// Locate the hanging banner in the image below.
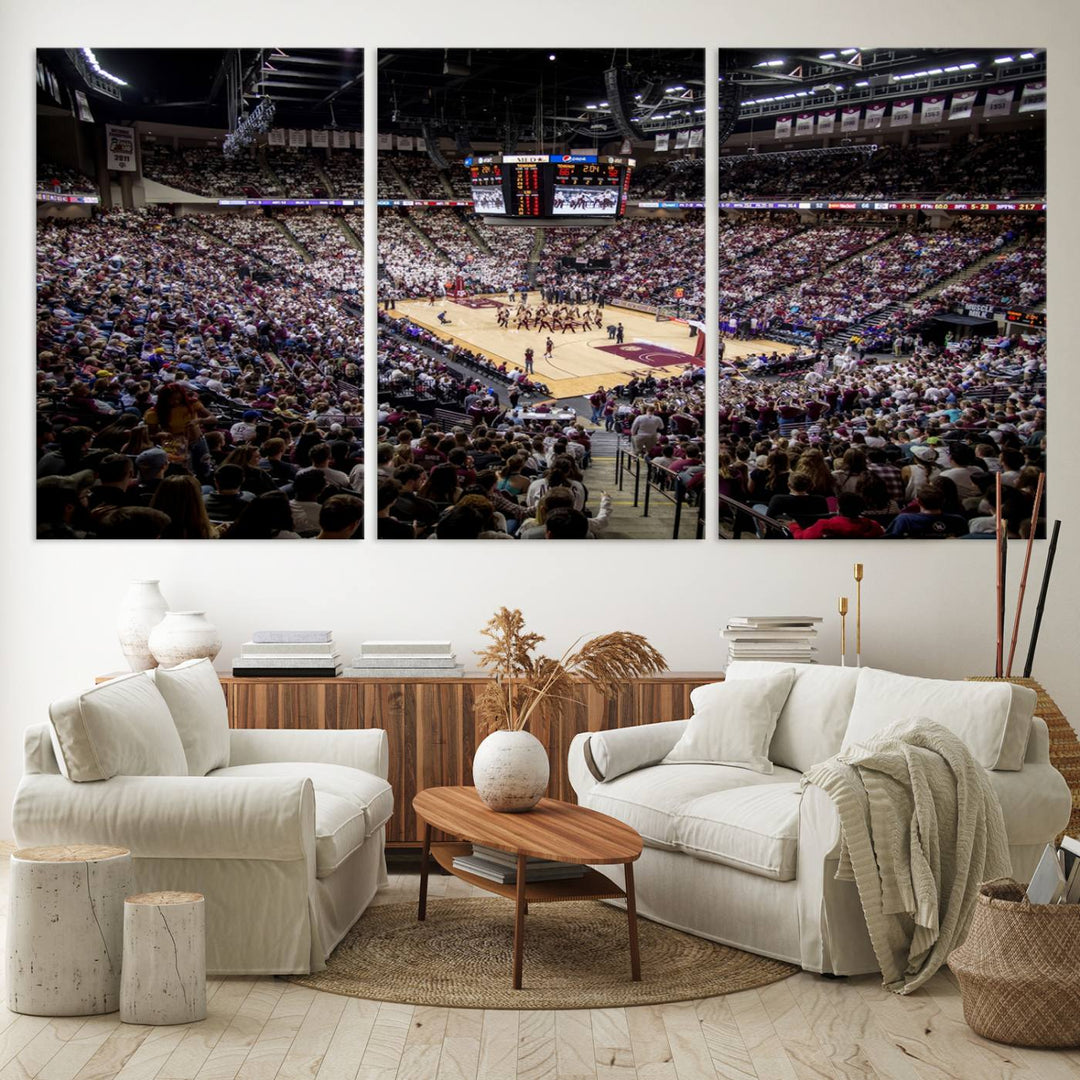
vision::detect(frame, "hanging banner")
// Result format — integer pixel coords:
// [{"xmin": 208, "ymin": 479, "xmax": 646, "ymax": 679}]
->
[
  {"xmin": 794, "ymin": 113, "xmax": 814, "ymax": 136},
  {"xmin": 984, "ymin": 86, "xmax": 1015, "ymax": 118},
  {"xmin": 1019, "ymin": 80, "xmax": 1047, "ymax": 114},
  {"xmin": 841, "ymin": 106, "xmax": 861, "ymax": 132},
  {"xmin": 817, "ymin": 110, "xmax": 836, "ymax": 134},
  {"xmin": 655, "ymin": 133, "xmax": 670, "ymax": 152},
  {"xmin": 920, "ymin": 96, "xmax": 945, "ymax": 124},
  {"xmin": 949, "ymin": 90, "xmax": 977, "ymax": 120},
  {"xmin": 288, "ymin": 129, "xmax": 307, "ymax": 147},
  {"xmin": 377, "ymin": 133, "xmax": 393, "ymax": 150},
  {"xmin": 620, "ymin": 138, "xmax": 632, "ymax": 154},
  {"xmin": 688, "ymin": 128, "xmax": 703, "ymax": 148},
  {"xmin": 310, "ymin": 130, "xmax": 329, "ymax": 148},
  {"xmin": 105, "ymin": 124, "xmax": 136, "ymax": 171},
  {"xmin": 355, "ymin": 131, "xmax": 365, "ymax": 149},
  {"xmin": 416, "ymin": 136, "xmax": 426, "ymax": 152},
  {"xmin": 268, "ymin": 128, "xmax": 286, "ymax": 146},
  {"xmin": 890, "ymin": 99, "xmax": 914, "ymax": 127},
  {"xmin": 774, "ymin": 115, "xmax": 792, "ymax": 139},
  {"xmin": 75, "ymin": 90, "xmax": 94, "ymax": 123},
  {"xmin": 332, "ymin": 130, "xmax": 351, "ymax": 149},
  {"xmin": 674, "ymin": 129, "xmax": 689, "ymax": 150},
  {"xmin": 864, "ymin": 103, "xmax": 886, "ymax": 130},
  {"xmin": 396, "ymin": 135, "xmax": 414, "ymax": 151}
]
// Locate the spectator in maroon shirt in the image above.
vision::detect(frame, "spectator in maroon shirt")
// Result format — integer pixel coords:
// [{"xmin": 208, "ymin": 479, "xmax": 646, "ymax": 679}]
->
[{"xmin": 790, "ymin": 493, "xmax": 885, "ymax": 539}]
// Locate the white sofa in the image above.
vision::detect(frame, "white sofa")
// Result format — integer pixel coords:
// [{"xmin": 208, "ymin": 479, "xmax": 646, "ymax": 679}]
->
[
  {"xmin": 12, "ymin": 660, "xmax": 392, "ymax": 976},
  {"xmin": 568, "ymin": 663, "xmax": 1072, "ymax": 976}
]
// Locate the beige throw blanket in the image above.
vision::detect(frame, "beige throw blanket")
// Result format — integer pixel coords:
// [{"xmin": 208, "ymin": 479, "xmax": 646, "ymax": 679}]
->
[{"xmin": 802, "ymin": 718, "xmax": 1011, "ymax": 994}]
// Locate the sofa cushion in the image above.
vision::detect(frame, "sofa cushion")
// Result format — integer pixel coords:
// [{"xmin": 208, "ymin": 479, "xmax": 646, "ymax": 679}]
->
[
  {"xmin": 677, "ymin": 783, "xmax": 802, "ymax": 881},
  {"xmin": 210, "ymin": 762, "xmax": 394, "ymax": 839},
  {"xmin": 843, "ymin": 668, "xmax": 1036, "ymax": 771},
  {"xmin": 663, "ymin": 670, "xmax": 794, "ymax": 774},
  {"xmin": 725, "ymin": 661, "xmax": 859, "ymax": 772},
  {"xmin": 582, "ymin": 762, "xmax": 802, "ymax": 852},
  {"xmin": 49, "ymin": 672, "xmax": 188, "ymax": 782},
  {"xmin": 149, "ymin": 659, "xmax": 230, "ymax": 776},
  {"xmin": 311, "ymin": 792, "xmax": 368, "ymax": 878}
]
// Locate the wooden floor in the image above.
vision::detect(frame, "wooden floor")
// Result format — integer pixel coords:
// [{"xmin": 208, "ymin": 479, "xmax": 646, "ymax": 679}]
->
[{"xmin": 0, "ymin": 855, "xmax": 1077, "ymax": 1080}]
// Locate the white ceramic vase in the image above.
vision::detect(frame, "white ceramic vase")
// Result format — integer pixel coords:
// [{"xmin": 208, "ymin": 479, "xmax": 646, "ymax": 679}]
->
[
  {"xmin": 472, "ymin": 729, "xmax": 550, "ymax": 812},
  {"xmin": 148, "ymin": 611, "xmax": 222, "ymax": 669},
  {"xmin": 116, "ymin": 580, "xmax": 169, "ymax": 672}
]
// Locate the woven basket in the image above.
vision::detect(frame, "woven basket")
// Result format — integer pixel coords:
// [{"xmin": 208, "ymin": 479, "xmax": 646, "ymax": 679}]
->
[{"xmin": 949, "ymin": 879, "xmax": 1080, "ymax": 1048}]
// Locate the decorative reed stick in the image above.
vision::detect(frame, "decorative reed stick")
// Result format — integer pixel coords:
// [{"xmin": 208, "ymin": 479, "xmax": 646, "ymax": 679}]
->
[
  {"xmin": 1024, "ymin": 519, "xmax": 1060, "ymax": 678},
  {"xmin": 853, "ymin": 563, "xmax": 864, "ymax": 668},
  {"xmin": 1006, "ymin": 471, "xmax": 1045, "ymax": 677},
  {"xmin": 838, "ymin": 596, "xmax": 849, "ymax": 667},
  {"xmin": 995, "ymin": 473, "xmax": 1004, "ymax": 677}
]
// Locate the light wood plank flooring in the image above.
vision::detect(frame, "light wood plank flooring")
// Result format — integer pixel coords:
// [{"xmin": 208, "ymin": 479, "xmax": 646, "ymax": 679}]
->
[{"xmin": 0, "ymin": 857, "xmax": 1076, "ymax": 1080}]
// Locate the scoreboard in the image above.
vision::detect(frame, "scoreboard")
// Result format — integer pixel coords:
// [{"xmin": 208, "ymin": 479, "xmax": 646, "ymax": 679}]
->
[{"xmin": 464, "ymin": 154, "xmax": 634, "ymax": 220}]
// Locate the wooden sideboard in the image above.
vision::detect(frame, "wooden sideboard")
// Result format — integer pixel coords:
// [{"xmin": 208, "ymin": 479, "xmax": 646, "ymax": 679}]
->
[{"xmin": 220, "ymin": 672, "xmax": 722, "ymax": 848}]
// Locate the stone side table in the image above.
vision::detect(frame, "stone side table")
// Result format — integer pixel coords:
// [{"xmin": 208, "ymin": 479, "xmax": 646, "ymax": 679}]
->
[
  {"xmin": 120, "ymin": 891, "xmax": 207, "ymax": 1025},
  {"xmin": 7, "ymin": 844, "xmax": 132, "ymax": 1015}
]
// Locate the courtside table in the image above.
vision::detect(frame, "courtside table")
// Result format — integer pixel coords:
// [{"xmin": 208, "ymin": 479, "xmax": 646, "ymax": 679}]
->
[{"xmin": 413, "ymin": 785, "xmax": 643, "ymax": 990}]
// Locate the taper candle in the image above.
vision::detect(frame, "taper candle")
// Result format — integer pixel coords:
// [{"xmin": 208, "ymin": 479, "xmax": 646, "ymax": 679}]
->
[
  {"xmin": 838, "ymin": 596, "xmax": 849, "ymax": 667},
  {"xmin": 853, "ymin": 563, "xmax": 864, "ymax": 668}
]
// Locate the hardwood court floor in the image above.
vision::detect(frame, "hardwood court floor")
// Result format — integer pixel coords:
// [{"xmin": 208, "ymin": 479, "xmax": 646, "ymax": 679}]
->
[{"xmin": 0, "ymin": 848, "xmax": 1077, "ymax": 1080}]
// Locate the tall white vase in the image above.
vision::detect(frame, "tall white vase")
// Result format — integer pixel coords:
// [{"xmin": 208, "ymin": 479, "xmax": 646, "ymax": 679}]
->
[
  {"xmin": 116, "ymin": 580, "xmax": 169, "ymax": 671},
  {"xmin": 148, "ymin": 611, "xmax": 222, "ymax": 669},
  {"xmin": 472, "ymin": 729, "xmax": 550, "ymax": 812}
]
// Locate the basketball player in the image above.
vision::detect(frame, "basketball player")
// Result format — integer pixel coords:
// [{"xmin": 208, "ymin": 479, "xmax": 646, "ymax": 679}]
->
[{"xmin": 544, "ymin": 337, "xmax": 554, "ymax": 361}]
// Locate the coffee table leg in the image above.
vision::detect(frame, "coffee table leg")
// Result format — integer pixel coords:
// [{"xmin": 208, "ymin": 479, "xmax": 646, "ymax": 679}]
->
[
  {"xmin": 512, "ymin": 852, "xmax": 527, "ymax": 989},
  {"xmin": 417, "ymin": 823, "xmax": 432, "ymax": 922},
  {"xmin": 625, "ymin": 861, "xmax": 641, "ymax": 981}
]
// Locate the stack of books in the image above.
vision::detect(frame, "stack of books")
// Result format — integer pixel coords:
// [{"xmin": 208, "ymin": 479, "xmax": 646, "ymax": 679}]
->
[
  {"xmin": 1027, "ymin": 836, "xmax": 1080, "ymax": 904},
  {"xmin": 232, "ymin": 631, "xmax": 341, "ymax": 677},
  {"xmin": 452, "ymin": 844, "xmax": 587, "ymax": 885},
  {"xmin": 723, "ymin": 616, "xmax": 822, "ymax": 665},
  {"xmin": 344, "ymin": 641, "xmax": 464, "ymax": 679}
]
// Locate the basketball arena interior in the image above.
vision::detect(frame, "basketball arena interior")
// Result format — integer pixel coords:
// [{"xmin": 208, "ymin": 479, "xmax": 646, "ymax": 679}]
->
[{"xmin": 36, "ymin": 47, "xmax": 1045, "ymax": 541}]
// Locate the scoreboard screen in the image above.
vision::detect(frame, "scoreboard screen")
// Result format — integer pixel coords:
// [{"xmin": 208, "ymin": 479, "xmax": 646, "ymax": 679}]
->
[{"xmin": 464, "ymin": 154, "xmax": 634, "ymax": 220}]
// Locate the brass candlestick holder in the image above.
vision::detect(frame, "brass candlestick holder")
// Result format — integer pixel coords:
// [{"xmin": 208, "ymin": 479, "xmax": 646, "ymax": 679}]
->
[
  {"xmin": 854, "ymin": 563, "xmax": 864, "ymax": 668},
  {"xmin": 838, "ymin": 596, "xmax": 849, "ymax": 667}
]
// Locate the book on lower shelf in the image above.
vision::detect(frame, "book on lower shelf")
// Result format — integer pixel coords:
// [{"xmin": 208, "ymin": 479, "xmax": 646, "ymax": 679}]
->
[
  {"xmin": 451, "ymin": 844, "xmax": 588, "ymax": 884},
  {"xmin": 231, "ymin": 662, "xmax": 343, "ymax": 678}
]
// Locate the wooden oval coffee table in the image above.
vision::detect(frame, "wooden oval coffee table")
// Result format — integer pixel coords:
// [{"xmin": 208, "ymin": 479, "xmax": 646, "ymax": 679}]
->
[{"xmin": 413, "ymin": 786, "xmax": 644, "ymax": 990}]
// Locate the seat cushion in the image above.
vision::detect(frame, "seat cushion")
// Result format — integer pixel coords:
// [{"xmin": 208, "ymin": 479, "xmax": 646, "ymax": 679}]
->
[
  {"xmin": 311, "ymin": 792, "xmax": 369, "ymax": 878},
  {"xmin": 150, "ymin": 658, "xmax": 231, "ymax": 776},
  {"xmin": 678, "ymin": 783, "xmax": 802, "ymax": 881},
  {"xmin": 582, "ymin": 762, "xmax": 802, "ymax": 852},
  {"xmin": 49, "ymin": 671, "xmax": 187, "ymax": 782},
  {"xmin": 725, "ymin": 661, "xmax": 859, "ymax": 772},
  {"xmin": 211, "ymin": 762, "xmax": 394, "ymax": 841}
]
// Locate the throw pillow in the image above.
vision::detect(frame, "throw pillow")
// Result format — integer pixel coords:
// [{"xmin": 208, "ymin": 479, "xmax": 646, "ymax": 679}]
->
[
  {"xmin": 150, "ymin": 658, "xmax": 231, "ymax": 775},
  {"xmin": 663, "ymin": 670, "xmax": 795, "ymax": 774},
  {"xmin": 49, "ymin": 671, "xmax": 188, "ymax": 781}
]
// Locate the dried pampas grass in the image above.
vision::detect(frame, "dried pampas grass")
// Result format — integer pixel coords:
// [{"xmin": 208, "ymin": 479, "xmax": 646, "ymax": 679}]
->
[{"xmin": 475, "ymin": 607, "xmax": 666, "ymax": 734}]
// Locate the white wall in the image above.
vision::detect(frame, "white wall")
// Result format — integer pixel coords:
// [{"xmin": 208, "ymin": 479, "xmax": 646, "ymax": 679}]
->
[{"xmin": 4, "ymin": 1, "xmax": 1078, "ymax": 837}]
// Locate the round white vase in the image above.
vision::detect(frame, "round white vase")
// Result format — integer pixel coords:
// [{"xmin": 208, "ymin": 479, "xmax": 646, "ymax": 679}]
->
[
  {"xmin": 148, "ymin": 611, "xmax": 222, "ymax": 669},
  {"xmin": 472, "ymin": 729, "xmax": 550, "ymax": 812},
  {"xmin": 116, "ymin": 580, "xmax": 169, "ymax": 672}
]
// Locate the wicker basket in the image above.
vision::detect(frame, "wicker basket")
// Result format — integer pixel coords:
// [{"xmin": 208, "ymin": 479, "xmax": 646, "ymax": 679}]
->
[{"xmin": 949, "ymin": 879, "xmax": 1080, "ymax": 1048}]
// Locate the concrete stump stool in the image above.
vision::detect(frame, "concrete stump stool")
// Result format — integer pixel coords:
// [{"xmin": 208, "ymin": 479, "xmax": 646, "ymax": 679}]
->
[
  {"xmin": 7, "ymin": 844, "xmax": 132, "ymax": 1015},
  {"xmin": 120, "ymin": 891, "xmax": 207, "ymax": 1025}
]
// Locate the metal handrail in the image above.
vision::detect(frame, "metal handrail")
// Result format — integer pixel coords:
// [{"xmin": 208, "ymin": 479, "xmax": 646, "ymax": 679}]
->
[{"xmin": 715, "ymin": 492, "xmax": 793, "ymax": 539}]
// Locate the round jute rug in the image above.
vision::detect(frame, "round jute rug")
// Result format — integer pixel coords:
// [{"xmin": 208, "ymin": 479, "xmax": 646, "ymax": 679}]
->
[{"xmin": 287, "ymin": 898, "xmax": 797, "ymax": 1009}]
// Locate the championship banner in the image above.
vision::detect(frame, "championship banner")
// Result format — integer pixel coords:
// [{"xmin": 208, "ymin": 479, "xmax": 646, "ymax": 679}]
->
[
  {"xmin": 416, "ymin": 136, "xmax": 426, "ymax": 152},
  {"xmin": 332, "ymin": 130, "xmax": 351, "ymax": 149},
  {"xmin": 890, "ymin": 99, "xmax": 914, "ymax": 127},
  {"xmin": 920, "ymin": 96, "xmax": 945, "ymax": 124},
  {"xmin": 774, "ymin": 115, "xmax": 792, "ymax": 139},
  {"xmin": 396, "ymin": 135, "xmax": 414, "ymax": 151},
  {"xmin": 377, "ymin": 133, "xmax": 393, "ymax": 150},
  {"xmin": 688, "ymin": 128, "xmax": 703, "ymax": 148},
  {"xmin": 75, "ymin": 90, "xmax": 94, "ymax": 123},
  {"xmin": 795, "ymin": 113, "xmax": 814, "ymax": 136},
  {"xmin": 655, "ymin": 133, "xmax": 670, "ymax": 152},
  {"xmin": 841, "ymin": 106, "xmax": 860, "ymax": 132},
  {"xmin": 1019, "ymin": 80, "xmax": 1047, "ymax": 114},
  {"xmin": 310, "ymin": 130, "xmax": 329, "ymax": 148},
  {"xmin": 268, "ymin": 129, "xmax": 286, "ymax": 146},
  {"xmin": 105, "ymin": 124, "xmax": 136, "ymax": 171},
  {"xmin": 288, "ymin": 129, "xmax": 307, "ymax": 147},
  {"xmin": 355, "ymin": 132, "xmax": 366, "ymax": 149},
  {"xmin": 949, "ymin": 90, "xmax": 977, "ymax": 120},
  {"xmin": 984, "ymin": 87, "xmax": 1015, "ymax": 118},
  {"xmin": 620, "ymin": 138, "xmax": 632, "ymax": 154},
  {"xmin": 817, "ymin": 110, "xmax": 836, "ymax": 134},
  {"xmin": 864, "ymin": 103, "xmax": 885, "ymax": 130},
  {"xmin": 673, "ymin": 130, "xmax": 689, "ymax": 149}
]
